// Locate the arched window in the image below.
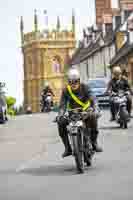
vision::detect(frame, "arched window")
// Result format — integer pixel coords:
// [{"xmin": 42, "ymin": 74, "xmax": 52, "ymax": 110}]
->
[{"xmin": 52, "ymin": 55, "xmax": 62, "ymax": 73}]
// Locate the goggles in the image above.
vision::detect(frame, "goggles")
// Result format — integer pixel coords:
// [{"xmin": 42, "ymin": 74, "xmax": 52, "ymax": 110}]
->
[{"xmin": 68, "ymin": 79, "xmax": 80, "ymax": 85}]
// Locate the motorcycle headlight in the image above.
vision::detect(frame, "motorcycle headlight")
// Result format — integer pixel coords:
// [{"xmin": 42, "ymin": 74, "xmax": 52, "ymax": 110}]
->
[
  {"xmin": 75, "ymin": 120, "xmax": 83, "ymax": 127},
  {"xmin": 114, "ymin": 97, "xmax": 119, "ymax": 102}
]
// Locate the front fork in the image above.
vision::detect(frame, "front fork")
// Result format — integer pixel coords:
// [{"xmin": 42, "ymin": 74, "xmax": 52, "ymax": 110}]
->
[{"xmin": 69, "ymin": 128, "xmax": 84, "ymax": 155}]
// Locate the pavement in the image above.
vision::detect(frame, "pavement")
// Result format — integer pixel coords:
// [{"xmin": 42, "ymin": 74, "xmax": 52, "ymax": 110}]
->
[{"xmin": 0, "ymin": 110, "xmax": 133, "ymax": 200}]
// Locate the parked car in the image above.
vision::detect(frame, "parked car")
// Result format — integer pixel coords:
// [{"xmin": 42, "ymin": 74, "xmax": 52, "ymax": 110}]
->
[
  {"xmin": 0, "ymin": 95, "xmax": 8, "ymax": 123},
  {"xmin": 88, "ymin": 78, "xmax": 110, "ymax": 106}
]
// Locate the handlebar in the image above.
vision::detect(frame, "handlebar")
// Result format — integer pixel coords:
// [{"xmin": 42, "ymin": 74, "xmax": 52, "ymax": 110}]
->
[
  {"xmin": 67, "ymin": 108, "xmax": 83, "ymax": 113},
  {"xmin": 111, "ymin": 90, "xmax": 129, "ymax": 96}
]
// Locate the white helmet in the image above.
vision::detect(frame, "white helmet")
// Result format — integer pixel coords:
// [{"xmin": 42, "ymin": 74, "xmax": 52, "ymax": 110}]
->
[
  {"xmin": 44, "ymin": 81, "xmax": 49, "ymax": 87},
  {"xmin": 113, "ymin": 66, "xmax": 122, "ymax": 75},
  {"xmin": 67, "ymin": 67, "xmax": 80, "ymax": 81}
]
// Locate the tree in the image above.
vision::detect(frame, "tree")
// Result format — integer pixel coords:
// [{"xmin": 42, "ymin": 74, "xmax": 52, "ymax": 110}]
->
[
  {"xmin": 6, "ymin": 96, "xmax": 16, "ymax": 108},
  {"xmin": 6, "ymin": 96, "xmax": 16, "ymax": 116}
]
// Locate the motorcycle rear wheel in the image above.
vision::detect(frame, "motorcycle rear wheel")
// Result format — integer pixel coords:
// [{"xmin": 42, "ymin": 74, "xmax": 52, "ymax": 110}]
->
[{"xmin": 119, "ymin": 107, "xmax": 128, "ymax": 129}]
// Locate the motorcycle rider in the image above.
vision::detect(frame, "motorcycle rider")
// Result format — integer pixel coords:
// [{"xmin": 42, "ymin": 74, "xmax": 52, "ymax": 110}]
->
[
  {"xmin": 41, "ymin": 82, "xmax": 54, "ymax": 111},
  {"xmin": 57, "ymin": 67, "xmax": 103, "ymax": 158},
  {"xmin": 105, "ymin": 66, "xmax": 132, "ymax": 121}
]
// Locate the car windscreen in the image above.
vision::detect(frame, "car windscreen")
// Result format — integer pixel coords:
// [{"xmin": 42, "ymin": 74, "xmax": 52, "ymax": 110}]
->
[{"xmin": 88, "ymin": 80, "xmax": 106, "ymax": 88}]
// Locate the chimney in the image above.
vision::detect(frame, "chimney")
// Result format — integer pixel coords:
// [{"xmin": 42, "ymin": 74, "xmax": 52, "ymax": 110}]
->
[
  {"xmin": 83, "ymin": 27, "xmax": 93, "ymax": 47},
  {"xmin": 121, "ymin": 10, "xmax": 132, "ymax": 24},
  {"xmin": 127, "ymin": 16, "xmax": 133, "ymax": 44},
  {"xmin": 83, "ymin": 29, "xmax": 88, "ymax": 47},
  {"xmin": 102, "ymin": 23, "xmax": 113, "ymax": 37},
  {"xmin": 92, "ymin": 25, "xmax": 100, "ymax": 41},
  {"xmin": 112, "ymin": 15, "xmax": 121, "ymax": 30},
  {"xmin": 102, "ymin": 13, "xmax": 113, "ymax": 37}
]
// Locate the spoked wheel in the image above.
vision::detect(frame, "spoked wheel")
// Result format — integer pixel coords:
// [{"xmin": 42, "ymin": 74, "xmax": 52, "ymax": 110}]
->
[
  {"xmin": 72, "ymin": 134, "xmax": 84, "ymax": 174},
  {"xmin": 84, "ymin": 137, "xmax": 93, "ymax": 167},
  {"xmin": 120, "ymin": 121, "xmax": 128, "ymax": 129},
  {"xmin": 119, "ymin": 107, "xmax": 129, "ymax": 129},
  {"xmin": 124, "ymin": 121, "xmax": 128, "ymax": 129}
]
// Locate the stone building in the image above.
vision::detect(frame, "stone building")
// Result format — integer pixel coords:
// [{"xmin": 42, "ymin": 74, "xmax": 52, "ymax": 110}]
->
[
  {"xmin": 70, "ymin": 24, "xmax": 115, "ymax": 82},
  {"xmin": 120, "ymin": 0, "xmax": 133, "ymax": 10},
  {"xmin": 70, "ymin": 1, "xmax": 133, "ymax": 83},
  {"xmin": 95, "ymin": 0, "xmax": 112, "ymax": 27},
  {"xmin": 110, "ymin": 12, "xmax": 133, "ymax": 84},
  {"xmin": 95, "ymin": 0, "xmax": 133, "ymax": 28},
  {"xmin": 20, "ymin": 10, "xmax": 76, "ymax": 113}
]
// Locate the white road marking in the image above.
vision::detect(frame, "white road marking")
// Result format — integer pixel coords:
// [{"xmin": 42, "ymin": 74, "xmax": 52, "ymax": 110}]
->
[{"xmin": 16, "ymin": 146, "xmax": 48, "ymax": 173}]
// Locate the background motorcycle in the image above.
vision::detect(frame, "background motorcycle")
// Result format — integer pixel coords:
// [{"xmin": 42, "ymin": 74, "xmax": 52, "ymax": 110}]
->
[
  {"xmin": 111, "ymin": 90, "xmax": 130, "ymax": 129},
  {"xmin": 41, "ymin": 93, "xmax": 53, "ymax": 112},
  {"xmin": 65, "ymin": 108, "xmax": 95, "ymax": 174}
]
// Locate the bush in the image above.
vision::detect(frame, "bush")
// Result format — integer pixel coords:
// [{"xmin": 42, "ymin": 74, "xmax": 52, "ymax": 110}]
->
[
  {"xmin": 7, "ymin": 108, "xmax": 15, "ymax": 116},
  {"xmin": 6, "ymin": 96, "xmax": 16, "ymax": 116}
]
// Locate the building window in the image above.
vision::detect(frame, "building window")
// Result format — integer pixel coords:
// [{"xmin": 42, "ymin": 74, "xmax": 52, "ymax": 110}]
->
[{"xmin": 52, "ymin": 55, "xmax": 62, "ymax": 73}]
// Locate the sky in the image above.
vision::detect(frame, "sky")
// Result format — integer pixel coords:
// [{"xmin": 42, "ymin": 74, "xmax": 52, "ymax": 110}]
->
[{"xmin": 0, "ymin": 0, "xmax": 95, "ymax": 106}]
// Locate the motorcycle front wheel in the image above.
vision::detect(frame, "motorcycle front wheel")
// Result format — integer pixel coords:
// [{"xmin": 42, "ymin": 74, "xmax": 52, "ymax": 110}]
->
[
  {"xmin": 84, "ymin": 136, "xmax": 93, "ymax": 167},
  {"xmin": 72, "ymin": 133, "xmax": 84, "ymax": 174}
]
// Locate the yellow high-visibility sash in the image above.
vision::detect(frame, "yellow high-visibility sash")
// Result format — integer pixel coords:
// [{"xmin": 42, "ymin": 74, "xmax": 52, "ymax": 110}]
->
[{"xmin": 67, "ymin": 85, "xmax": 91, "ymax": 111}]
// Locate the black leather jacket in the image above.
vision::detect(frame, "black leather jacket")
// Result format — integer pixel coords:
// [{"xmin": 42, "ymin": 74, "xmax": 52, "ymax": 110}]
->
[
  {"xmin": 107, "ymin": 77, "xmax": 132, "ymax": 94},
  {"xmin": 42, "ymin": 87, "xmax": 54, "ymax": 97}
]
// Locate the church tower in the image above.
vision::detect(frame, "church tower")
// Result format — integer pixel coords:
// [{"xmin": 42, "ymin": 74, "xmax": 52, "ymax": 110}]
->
[{"xmin": 20, "ymin": 10, "xmax": 76, "ymax": 112}]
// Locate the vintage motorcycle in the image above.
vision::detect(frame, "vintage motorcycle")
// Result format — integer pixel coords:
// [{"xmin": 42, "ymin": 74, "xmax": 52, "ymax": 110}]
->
[
  {"xmin": 111, "ymin": 90, "xmax": 130, "ymax": 129},
  {"xmin": 64, "ymin": 108, "xmax": 95, "ymax": 174},
  {"xmin": 40, "ymin": 92, "xmax": 53, "ymax": 112}
]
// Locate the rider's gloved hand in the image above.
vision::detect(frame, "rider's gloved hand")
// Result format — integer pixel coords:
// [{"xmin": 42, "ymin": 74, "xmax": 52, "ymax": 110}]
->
[
  {"xmin": 82, "ymin": 107, "xmax": 93, "ymax": 120},
  {"xmin": 56, "ymin": 109, "xmax": 67, "ymax": 125}
]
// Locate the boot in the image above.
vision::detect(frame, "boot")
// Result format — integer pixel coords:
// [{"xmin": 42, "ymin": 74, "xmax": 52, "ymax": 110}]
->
[
  {"xmin": 110, "ymin": 103, "xmax": 115, "ymax": 121},
  {"xmin": 60, "ymin": 134, "xmax": 72, "ymax": 158},
  {"xmin": 110, "ymin": 111, "xmax": 115, "ymax": 121},
  {"xmin": 110, "ymin": 116, "xmax": 115, "ymax": 121},
  {"xmin": 91, "ymin": 130, "xmax": 103, "ymax": 153},
  {"xmin": 84, "ymin": 155, "xmax": 92, "ymax": 167},
  {"xmin": 93, "ymin": 142, "xmax": 103, "ymax": 153}
]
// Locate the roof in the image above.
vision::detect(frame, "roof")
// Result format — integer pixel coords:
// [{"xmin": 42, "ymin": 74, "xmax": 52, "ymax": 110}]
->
[
  {"xmin": 70, "ymin": 42, "xmax": 94, "ymax": 65},
  {"xmin": 110, "ymin": 42, "xmax": 133, "ymax": 67},
  {"xmin": 70, "ymin": 29, "xmax": 116, "ymax": 65}
]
